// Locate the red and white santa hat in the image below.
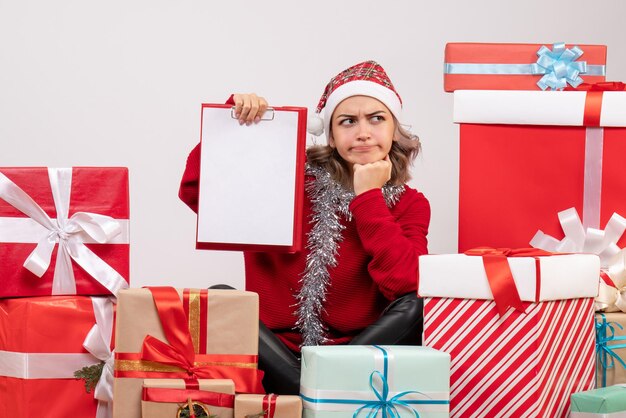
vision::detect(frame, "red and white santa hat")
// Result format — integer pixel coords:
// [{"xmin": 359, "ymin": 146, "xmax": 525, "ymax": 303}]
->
[{"xmin": 307, "ymin": 60, "xmax": 403, "ymax": 138}]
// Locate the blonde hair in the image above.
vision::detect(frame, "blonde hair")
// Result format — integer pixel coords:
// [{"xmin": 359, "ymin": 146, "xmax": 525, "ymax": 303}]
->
[{"xmin": 306, "ymin": 118, "xmax": 421, "ymax": 190}]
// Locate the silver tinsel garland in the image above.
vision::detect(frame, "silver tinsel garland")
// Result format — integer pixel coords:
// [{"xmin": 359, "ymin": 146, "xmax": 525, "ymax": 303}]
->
[{"xmin": 294, "ymin": 164, "xmax": 405, "ymax": 347}]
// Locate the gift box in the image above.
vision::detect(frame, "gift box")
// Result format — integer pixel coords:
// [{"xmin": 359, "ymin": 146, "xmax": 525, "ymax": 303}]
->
[
  {"xmin": 454, "ymin": 87, "xmax": 626, "ymax": 254},
  {"xmin": 141, "ymin": 379, "xmax": 235, "ymax": 418},
  {"xmin": 596, "ymin": 313, "xmax": 626, "ymax": 388},
  {"xmin": 113, "ymin": 287, "xmax": 264, "ymax": 418},
  {"xmin": 300, "ymin": 345, "xmax": 450, "ymax": 418},
  {"xmin": 235, "ymin": 394, "xmax": 302, "ymax": 418},
  {"xmin": 0, "ymin": 296, "xmax": 115, "ymax": 418},
  {"xmin": 571, "ymin": 385, "xmax": 626, "ymax": 417},
  {"xmin": 0, "ymin": 167, "xmax": 130, "ymax": 297},
  {"xmin": 443, "ymin": 42, "xmax": 606, "ymax": 92},
  {"xmin": 419, "ymin": 252, "xmax": 599, "ymax": 417}
]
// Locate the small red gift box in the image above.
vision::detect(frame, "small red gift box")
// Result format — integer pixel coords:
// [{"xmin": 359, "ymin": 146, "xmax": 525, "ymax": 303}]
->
[
  {"xmin": 0, "ymin": 167, "xmax": 130, "ymax": 297},
  {"xmin": 454, "ymin": 87, "xmax": 626, "ymax": 254},
  {"xmin": 0, "ymin": 296, "xmax": 114, "ymax": 418},
  {"xmin": 444, "ymin": 42, "xmax": 607, "ymax": 92}
]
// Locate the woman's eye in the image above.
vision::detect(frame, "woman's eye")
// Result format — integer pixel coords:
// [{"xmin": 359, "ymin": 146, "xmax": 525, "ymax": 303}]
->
[
  {"xmin": 339, "ymin": 118, "xmax": 355, "ymax": 125},
  {"xmin": 371, "ymin": 115, "xmax": 385, "ymax": 122}
]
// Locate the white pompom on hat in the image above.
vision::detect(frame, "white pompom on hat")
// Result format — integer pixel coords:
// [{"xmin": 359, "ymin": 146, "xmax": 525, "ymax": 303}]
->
[{"xmin": 307, "ymin": 60, "xmax": 403, "ymax": 138}]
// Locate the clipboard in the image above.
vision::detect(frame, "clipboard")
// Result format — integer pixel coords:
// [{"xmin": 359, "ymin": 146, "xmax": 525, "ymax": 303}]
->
[{"xmin": 196, "ymin": 103, "xmax": 307, "ymax": 252}]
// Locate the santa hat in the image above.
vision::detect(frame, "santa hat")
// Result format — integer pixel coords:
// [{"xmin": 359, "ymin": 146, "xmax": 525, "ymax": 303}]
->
[{"xmin": 307, "ymin": 60, "xmax": 403, "ymax": 138}]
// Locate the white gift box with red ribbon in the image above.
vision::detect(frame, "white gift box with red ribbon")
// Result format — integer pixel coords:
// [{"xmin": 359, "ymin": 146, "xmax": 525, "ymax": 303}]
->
[{"xmin": 419, "ymin": 252, "xmax": 600, "ymax": 302}]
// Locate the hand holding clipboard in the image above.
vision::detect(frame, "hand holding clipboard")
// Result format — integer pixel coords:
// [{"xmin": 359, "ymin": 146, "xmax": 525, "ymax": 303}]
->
[
  {"xmin": 196, "ymin": 94, "xmax": 307, "ymax": 253},
  {"xmin": 231, "ymin": 93, "xmax": 270, "ymax": 125}
]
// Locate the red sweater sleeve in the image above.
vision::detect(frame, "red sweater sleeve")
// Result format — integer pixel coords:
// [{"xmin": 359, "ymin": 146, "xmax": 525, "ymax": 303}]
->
[
  {"xmin": 349, "ymin": 187, "xmax": 430, "ymax": 300},
  {"xmin": 178, "ymin": 95, "xmax": 237, "ymax": 213},
  {"xmin": 179, "ymin": 143, "xmax": 201, "ymax": 213}
]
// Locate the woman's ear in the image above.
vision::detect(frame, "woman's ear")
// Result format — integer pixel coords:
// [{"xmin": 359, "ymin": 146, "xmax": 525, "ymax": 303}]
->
[{"xmin": 328, "ymin": 134, "xmax": 335, "ymax": 148}]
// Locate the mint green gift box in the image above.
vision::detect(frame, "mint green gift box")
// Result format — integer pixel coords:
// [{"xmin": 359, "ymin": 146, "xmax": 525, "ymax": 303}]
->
[
  {"xmin": 570, "ymin": 385, "xmax": 626, "ymax": 417},
  {"xmin": 300, "ymin": 345, "xmax": 450, "ymax": 418}
]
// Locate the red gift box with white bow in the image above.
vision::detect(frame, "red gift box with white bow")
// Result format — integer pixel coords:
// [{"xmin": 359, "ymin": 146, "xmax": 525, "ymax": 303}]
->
[{"xmin": 0, "ymin": 167, "xmax": 129, "ymax": 297}]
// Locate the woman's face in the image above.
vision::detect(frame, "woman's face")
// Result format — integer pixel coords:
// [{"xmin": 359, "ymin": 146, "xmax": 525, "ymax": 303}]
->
[{"xmin": 329, "ymin": 95, "xmax": 395, "ymax": 170}]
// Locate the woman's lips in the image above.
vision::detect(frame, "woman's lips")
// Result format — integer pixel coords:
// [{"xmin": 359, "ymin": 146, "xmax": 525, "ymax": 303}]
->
[{"xmin": 351, "ymin": 145, "xmax": 375, "ymax": 152}]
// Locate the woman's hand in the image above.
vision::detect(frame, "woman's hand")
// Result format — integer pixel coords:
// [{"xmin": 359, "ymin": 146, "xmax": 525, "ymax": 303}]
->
[
  {"xmin": 232, "ymin": 93, "xmax": 269, "ymax": 125},
  {"xmin": 353, "ymin": 155, "xmax": 392, "ymax": 196}
]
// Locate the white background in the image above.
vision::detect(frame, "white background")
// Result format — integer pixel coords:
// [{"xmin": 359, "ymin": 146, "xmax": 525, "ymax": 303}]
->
[{"xmin": 1, "ymin": 0, "xmax": 625, "ymax": 290}]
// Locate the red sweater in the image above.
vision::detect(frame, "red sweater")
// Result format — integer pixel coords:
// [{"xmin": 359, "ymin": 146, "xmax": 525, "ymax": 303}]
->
[{"xmin": 179, "ymin": 144, "xmax": 430, "ymax": 352}]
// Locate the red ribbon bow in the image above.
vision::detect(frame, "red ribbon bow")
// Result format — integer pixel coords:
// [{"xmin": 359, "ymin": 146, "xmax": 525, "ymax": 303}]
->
[
  {"xmin": 138, "ymin": 287, "xmax": 264, "ymax": 393},
  {"xmin": 464, "ymin": 247, "xmax": 553, "ymax": 317},
  {"xmin": 141, "ymin": 287, "xmax": 203, "ymax": 377}
]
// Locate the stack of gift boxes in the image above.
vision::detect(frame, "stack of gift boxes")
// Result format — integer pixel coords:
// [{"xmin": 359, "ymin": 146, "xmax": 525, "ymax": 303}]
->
[
  {"xmin": 0, "ymin": 167, "xmax": 452, "ymax": 417},
  {"xmin": 113, "ymin": 286, "xmax": 308, "ymax": 418},
  {"xmin": 417, "ymin": 41, "xmax": 626, "ymax": 417},
  {"xmin": 0, "ymin": 167, "xmax": 130, "ymax": 417},
  {"xmin": 0, "ymin": 168, "xmax": 308, "ymax": 418}
]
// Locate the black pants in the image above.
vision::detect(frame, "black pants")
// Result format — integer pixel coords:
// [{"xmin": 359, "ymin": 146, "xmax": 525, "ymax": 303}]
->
[
  {"xmin": 208, "ymin": 285, "xmax": 423, "ymax": 395},
  {"xmin": 258, "ymin": 293, "xmax": 423, "ymax": 395}
]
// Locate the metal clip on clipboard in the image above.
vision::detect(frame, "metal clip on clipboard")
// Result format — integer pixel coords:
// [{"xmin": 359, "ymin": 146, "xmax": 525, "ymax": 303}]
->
[{"xmin": 230, "ymin": 107, "xmax": 275, "ymax": 121}]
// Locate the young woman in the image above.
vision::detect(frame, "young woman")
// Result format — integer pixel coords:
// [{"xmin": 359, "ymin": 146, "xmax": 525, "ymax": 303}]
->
[{"xmin": 179, "ymin": 61, "xmax": 430, "ymax": 394}]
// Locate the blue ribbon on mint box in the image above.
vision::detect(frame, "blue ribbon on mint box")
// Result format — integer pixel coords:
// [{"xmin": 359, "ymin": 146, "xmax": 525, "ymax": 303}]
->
[
  {"xmin": 443, "ymin": 42, "xmax": 606, "ymax": 91},
  {"xmin": 300, "ymin": 345, "xmax": 449, "ymax": 417},
  {"xmin": 596, "ymin": 313, "xmax": 626, "ymax": 388}
]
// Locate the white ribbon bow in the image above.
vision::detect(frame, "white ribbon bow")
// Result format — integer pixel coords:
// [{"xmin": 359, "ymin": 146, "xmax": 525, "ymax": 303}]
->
[
  {"xmin": 530, "ymin": 207, "xmax": 626, "ymax": 268},
  {"xmin": 0, "ymin": 168, "xmax": 128, "ymax": 296},
  {"xmin": 83, "ymin": 297, "xmax": 115, "ymax": 418},
  {"xmin": 596, "ymin": 249, "xmax": 626, "ymax": 312},
  {"xmin": 530, "ymin": 207, "xmax": 626, "ymax": 311}
]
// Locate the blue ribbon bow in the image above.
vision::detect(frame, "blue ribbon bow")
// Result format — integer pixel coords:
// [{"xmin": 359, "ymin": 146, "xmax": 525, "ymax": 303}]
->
[
  {"xmin": 532, "ymin": 42, "xmax": 587, "ymax": 90},
  {"xmin": 353, "ymin": 370, "xmax": 420, "ymax": 417},
  {"xmin": 352, "ymin": 346, "xmax": 422, "ymax": 418},
  {"xmin": 596, "ymin": 313, "xmax": 626, "ymax": 387}
]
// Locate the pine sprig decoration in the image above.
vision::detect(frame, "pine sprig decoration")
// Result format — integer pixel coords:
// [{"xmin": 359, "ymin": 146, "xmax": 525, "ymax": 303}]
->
[
  {"xmin": 74, "ymin": 361, "xmax": 105, "ymax": 393},
  {"xmin": 245, "ymin": 411, "xmax": 268, "ymax": 418}
]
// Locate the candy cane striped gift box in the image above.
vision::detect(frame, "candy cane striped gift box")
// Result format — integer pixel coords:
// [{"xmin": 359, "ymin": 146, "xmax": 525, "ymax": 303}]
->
[{"xmin": 419, "ymin": 252, "xmax": 600, "ymax": 418}]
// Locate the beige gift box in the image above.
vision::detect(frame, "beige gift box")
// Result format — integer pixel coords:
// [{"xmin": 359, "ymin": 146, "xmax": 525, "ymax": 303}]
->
[
  {"xmin": 113, "ymin": 288, "xmax": 262, "ymax": 418},
  {"xmin": 234, "ymin": 394, "xmax": 302, "ymax": 418},
  {"xmin": 596, "ymin": 312, "xmax": 626, "ymax": 387},
  {"xmin": 142, "ymin": 379, "xmax": 235, "ymax": 418}
]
